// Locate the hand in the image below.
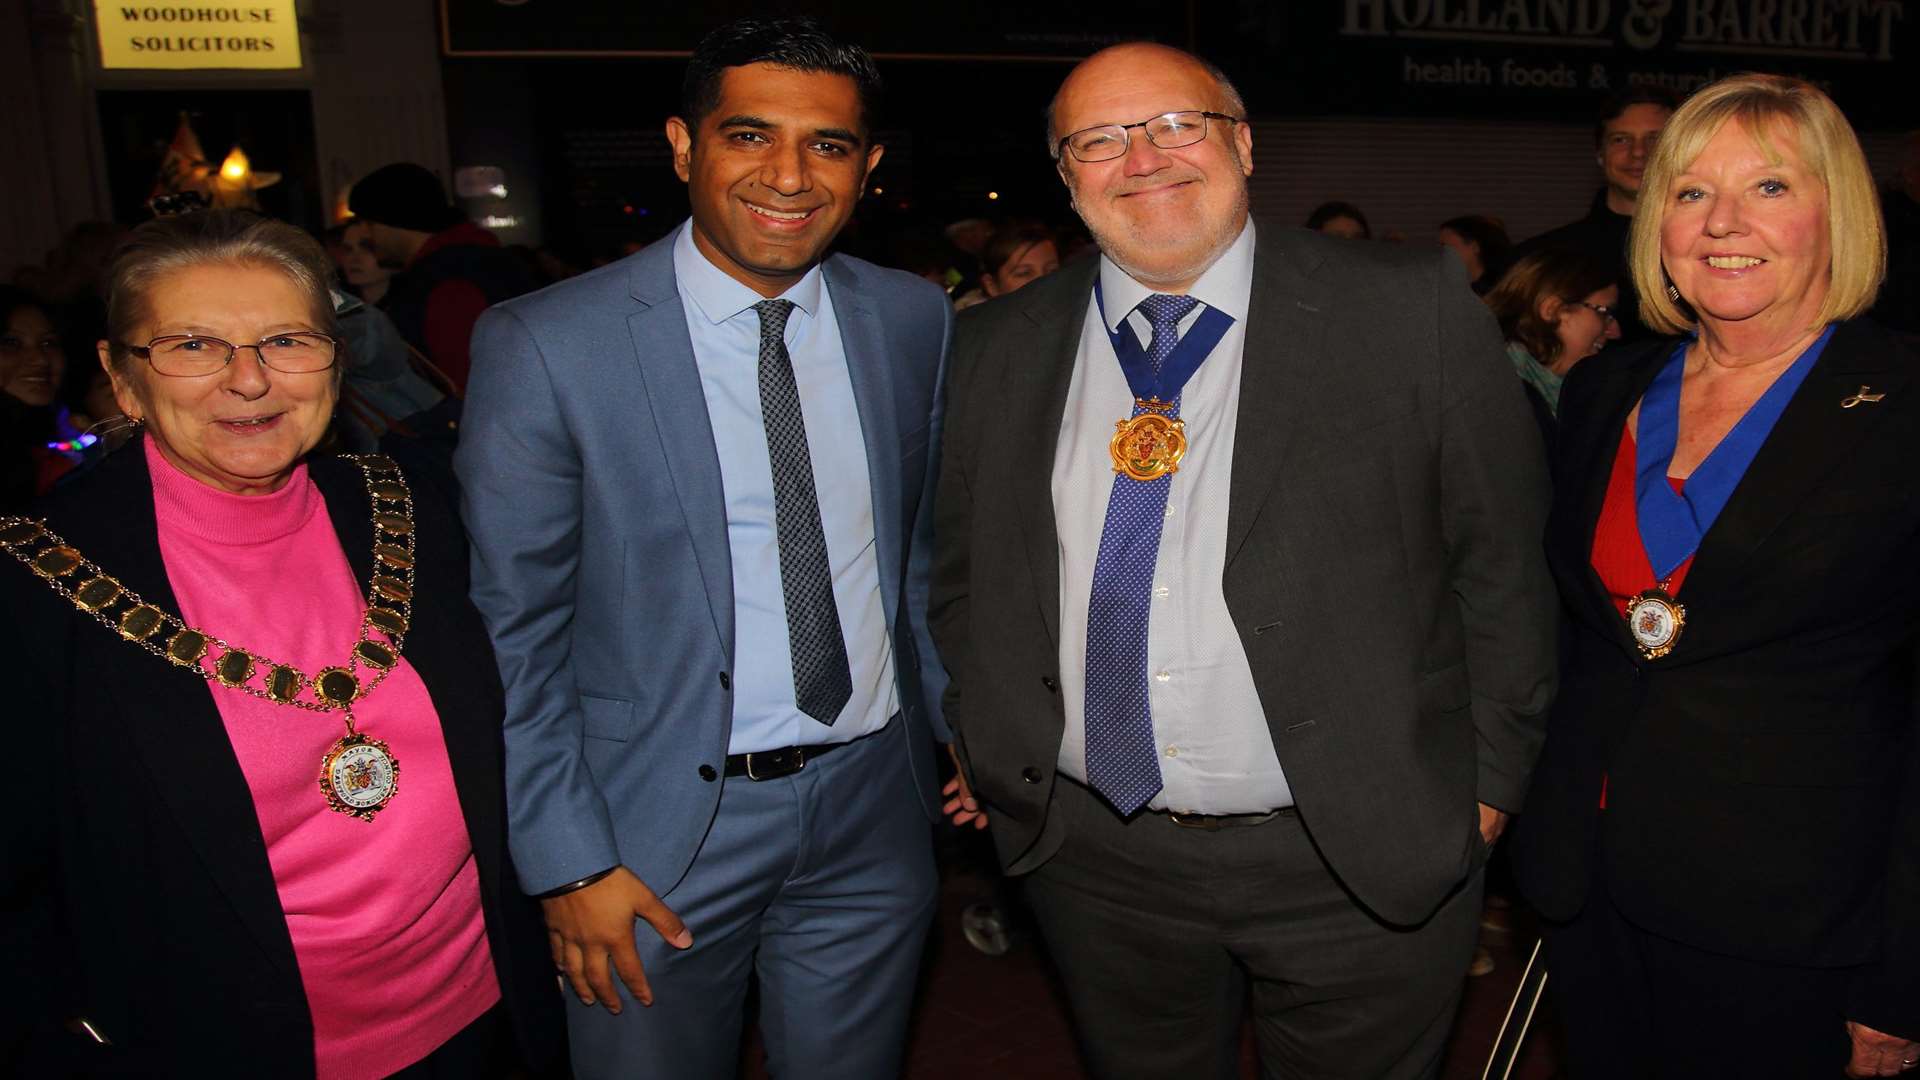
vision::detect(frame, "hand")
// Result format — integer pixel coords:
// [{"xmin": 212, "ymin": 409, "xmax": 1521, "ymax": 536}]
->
[
  {"xmin": 540, "ymin": 866, "xmax": 692, "ymax": 1013},
  {"xmin": 942, "ymin": 743, "xmax": 988, "ymax": 829},
  {"xmin": 1477, "ymin": 802, "xmax": 1509, "ymax": 847},
  {"xmin": 1846, "ymin": 1020, "xmax": 1920, "ymax": 1077}
]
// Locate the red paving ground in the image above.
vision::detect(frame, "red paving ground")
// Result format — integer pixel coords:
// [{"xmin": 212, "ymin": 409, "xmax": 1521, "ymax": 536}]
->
[{"xmin": 743, "ymin": 857, "xmax": 1563, "ymax": 1079}]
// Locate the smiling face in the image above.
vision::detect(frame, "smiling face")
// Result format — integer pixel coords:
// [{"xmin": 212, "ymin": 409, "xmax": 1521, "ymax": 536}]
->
[
  {"xmin": 982, "ymin": 239, "xmax": 1061, "ymax": 298},
  {"xmin": 1544, "ymin": 284, "xmax": 1621, "ymax": 374},
  {"xmin": 107, "ymin": 261, "xmax": 339, "ymax": 495},
  {"xmin": 665, "ymin": 62, "xmax": 883, "ymax": 298},
  {"xmin": 1052, "ymin": 44, "xmax": 1253, "ymax": 292},
  {"xmin": 1660, "ymin": 117, "xmax": 1831, "ymax": 336},
  {"xmin": 1601, "ymin": 102, "xmax": 1671, "ymax": 207},
  {"xmin": 1, "ymin": 304, "xmax": 65, "ymax": 408}
]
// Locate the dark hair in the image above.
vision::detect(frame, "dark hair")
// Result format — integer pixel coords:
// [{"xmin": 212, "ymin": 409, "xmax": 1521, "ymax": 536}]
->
[
  {"xmin": 0, "ymin": 285, "xmax": 52, "ymax": 337},
  {"xmin": 681, "ymin": 17, "xmax": 883, "ymax": 133},
  {"xmin": 1595, "ymin": 86, "xmax": 1678, "ymax": 145},
  {"xmin": 1483, "ymin": 248, "xmax": 1616, "ymax": 367},
  {"xmin": 102, "ymin": 210, "xmax": 341, "ymax": 374},
  {"xmin": 1305, "ymin": 200, "xmax": 1370, "ymax": 238},
  {"xmin": 1438, "ymin": 214, "xmax": 1512, "ymax": 276},
  {"xmin": 980, "ymin": 222, "xmax": 1056, "ymax": 278}
]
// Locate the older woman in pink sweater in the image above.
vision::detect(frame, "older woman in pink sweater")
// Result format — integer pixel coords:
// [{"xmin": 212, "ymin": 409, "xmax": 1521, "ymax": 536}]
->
[{"xmin": 0, "ymin": 210, "xmax": 562, "ymax": 1078}]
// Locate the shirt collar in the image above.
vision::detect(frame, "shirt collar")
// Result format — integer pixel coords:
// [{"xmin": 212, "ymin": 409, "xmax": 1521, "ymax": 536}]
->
[
  {"xmin": 673, "ymin": 219, "xmax": 825, "ymax": 327},
  {"xmin": 1097, "ymin": 218, "xmax": 1256, "ymax": 332}
]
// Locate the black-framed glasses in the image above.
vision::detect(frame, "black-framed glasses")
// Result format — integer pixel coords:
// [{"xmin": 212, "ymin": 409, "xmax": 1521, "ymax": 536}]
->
[
  {"xmin": 123, "ymin": 332, "xmax": 340, "ymax": 377},
  {"xmin": 1568, "ymin": 300, "xmax": 1619, "ymax": 324},
  {"xmin": 1056, "ymin": 110, "xmax": 1242, "ymax": 163}
]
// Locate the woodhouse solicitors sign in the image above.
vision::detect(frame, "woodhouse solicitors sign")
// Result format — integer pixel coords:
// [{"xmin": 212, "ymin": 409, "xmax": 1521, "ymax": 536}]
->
[{"xmin": 93, "ymin": 0, "xmax": 302, "ymax": 69}]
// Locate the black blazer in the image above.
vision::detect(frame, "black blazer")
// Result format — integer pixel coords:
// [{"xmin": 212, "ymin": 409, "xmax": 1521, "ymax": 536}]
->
[
  {"xmin": 1510, "ymin": 319, "xmax": 1920, "ymax": 1036},
  {"xmin": 931, "ymin": 222, "xmax": 1560, "ymax": 927},
  {"xmin": 0, "ymin": 439, "xmax": 565, "ymax": 1076}
]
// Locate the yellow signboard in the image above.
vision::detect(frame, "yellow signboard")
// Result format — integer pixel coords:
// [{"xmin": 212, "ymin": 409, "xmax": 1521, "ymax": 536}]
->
[{"xmin": 94, "ymin": 0, "xmax": 302, "ymax": 70}]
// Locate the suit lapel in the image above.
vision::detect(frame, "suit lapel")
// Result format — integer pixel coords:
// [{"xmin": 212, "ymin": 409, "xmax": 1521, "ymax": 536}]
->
[
  {"xmin": 1011, "ymin": 259, "xmax": 1096, "ymax": 647},
  {"xmin": 64, "ymin": 440, "xmax": 301, "ymax": 980},
  {"xmin": 1673, "ymin": 321, "xmax": 1912, "ymax": 653},
  {"xmin": 626, "ymin": 248, "xmax": 733, "ymax": 653},
  {"xmin": 1223, "ymin": 232, "xmax": 1332, "ymax": 570},
  {"xmin": 825, "ymin": 259, "xmax": 905, "ymax": 627}
]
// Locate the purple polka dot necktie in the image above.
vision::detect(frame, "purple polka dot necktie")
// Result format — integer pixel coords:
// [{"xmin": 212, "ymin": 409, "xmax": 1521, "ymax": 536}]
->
[
  {"xmin": 1084, "ymin": 293, "xmax": 1200, "ymax": 815},
  {"xmin": 755, "ymin": 299, "xmax": 851, "ymax": 726}
]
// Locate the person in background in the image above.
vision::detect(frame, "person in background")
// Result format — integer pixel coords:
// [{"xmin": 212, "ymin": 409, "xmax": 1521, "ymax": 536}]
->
[
  {"xmin": 1510, "ymin": 73, "xmax": 1920, "ymax": 1079},
  {"xmin": 346, "ymin": 163, "xmax": 537, "ymax": 392},
  {"xmin": 0, "ymin": 286, "xmax": 73, "ymax": 508},
  {"xmin": 955, "ymin": 222, "xmax": 1061, "ymax": 310},
  {"xmin": 1482, "ymin": 248, "xmax": 1620, "ymax": 445},
  {"xmin": 341, "ymin": 219, "xmax": 394, "ymax": 306},
  {"xmin": 1438, "ymin": 214, "xmax": 1513, "ymax": 295},
  {"xmin": 1304, "ymin": 199, "xmax": 1371, "ymax": 239},
  {"xmin": 0, "ymin": 209, "xmax": 564, "ymax": 1076},
  {"xmin": 1508, "ymin": 87, "xmax": 1675, "ymax": 342}
]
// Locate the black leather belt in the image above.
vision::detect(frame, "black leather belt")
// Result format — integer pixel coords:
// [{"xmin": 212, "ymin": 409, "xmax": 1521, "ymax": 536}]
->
[
  {"xmin": 724, "ymin": 740, "xmax": 849, "ymax": 780},
  {"xmin": 1159, "ymin": 807, "xmax": 1293, "ymax": 830}
]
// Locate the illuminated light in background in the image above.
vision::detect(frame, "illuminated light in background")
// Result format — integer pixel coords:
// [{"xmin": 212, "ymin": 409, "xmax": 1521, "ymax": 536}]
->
[
  {"xmin": 481, "ymin": 215, "xmax": 520, "ymax": 229},
  {"xmin": 47, "ymin": 433, "xmax": 99, "ymax": 453},
  {"xmin": 489, "ymin": 183, "xmax": 509, "ymax": 198},
  {"xmin": 987, "ymin": 191, "xmax": 999, "ymax": 200},
  {"xmin": 219, "ymin": 147, "xmax": 251, "ymax": 183},
  {"xmin": 872, "ymin": 186, "xmax": 884, "ymax": 195}
]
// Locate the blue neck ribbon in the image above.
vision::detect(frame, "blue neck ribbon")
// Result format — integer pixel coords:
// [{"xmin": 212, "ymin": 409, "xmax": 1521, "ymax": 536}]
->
[
  {"xmin": 1634, "ymin": 324, "xmax": 1836, "ymax": 581},
  {"xmin": 1093, "ymin": 282, "xmax": 1235, "ymax": 409}
]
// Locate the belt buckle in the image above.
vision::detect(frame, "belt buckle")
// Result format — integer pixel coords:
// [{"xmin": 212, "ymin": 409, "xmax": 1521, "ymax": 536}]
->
[
  {"xmin": 745, "ymin": 747, "xmax": 804, "ymax": 781},
  {"xmin": 1166, "ymin": 811, "xmax": 1220, "ymax": 831}
]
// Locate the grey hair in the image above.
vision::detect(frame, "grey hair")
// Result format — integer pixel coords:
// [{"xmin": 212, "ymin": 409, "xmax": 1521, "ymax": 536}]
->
[{"xmin": 103, "ymin": 209, "xmax": 341, "ymax": 371}]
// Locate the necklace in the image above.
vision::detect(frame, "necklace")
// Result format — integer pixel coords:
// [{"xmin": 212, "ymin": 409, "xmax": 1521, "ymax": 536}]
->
[{"xmin": 0, "ymin": 452, "xmax": 418, "ymax": 821}]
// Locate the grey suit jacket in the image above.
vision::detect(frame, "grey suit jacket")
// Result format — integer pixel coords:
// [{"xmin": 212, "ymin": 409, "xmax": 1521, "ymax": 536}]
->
[
  {"xmin": 455, "ymin": 232, "xmax": 952, "ymax": 897},
  {"xmin": 931, "ymin": 222, "xmax": 1557, "ymax": 926}
]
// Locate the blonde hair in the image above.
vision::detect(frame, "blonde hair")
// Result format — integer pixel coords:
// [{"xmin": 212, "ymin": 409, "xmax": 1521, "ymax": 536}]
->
[{"xmin": 1630, "ymin": 73, "xmax": 1884, "ymax": 336}]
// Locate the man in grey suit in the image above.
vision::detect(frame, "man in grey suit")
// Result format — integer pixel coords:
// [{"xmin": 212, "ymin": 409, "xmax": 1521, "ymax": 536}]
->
[
  {"xmin": 932, "ymin": 43, "xmax": 1557, "ymax": 1079},
  {"xmin": 455, "ymin": 19, "xmax": 950, "ymax": 1078}
]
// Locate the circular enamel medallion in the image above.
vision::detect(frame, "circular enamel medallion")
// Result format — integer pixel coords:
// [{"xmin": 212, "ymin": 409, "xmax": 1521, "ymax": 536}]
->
[
  {"xmin": 1626, "ymin": 589, "xmax": 1686, "ymax": 660},
  {"xmin": 1109, "ymin": 414, "xmax": 1188, "ymax": 482},
  {"xmin": 319, "ymin": 733, "xmax": 399, "ymax": 820}
]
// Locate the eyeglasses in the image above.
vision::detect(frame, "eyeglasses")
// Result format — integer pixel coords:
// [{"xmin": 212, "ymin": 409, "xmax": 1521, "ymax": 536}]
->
[
  {"xmin": 1568, "ymin": 301, "xmax": 1618, "ymax": 323},
  {"xmin": 123, "ymin": 333, "xmax": 340, "ymax": 377},
  {"xmin": 1056, "ymin": 111, "xmax": 1242, "ymax": 163}
]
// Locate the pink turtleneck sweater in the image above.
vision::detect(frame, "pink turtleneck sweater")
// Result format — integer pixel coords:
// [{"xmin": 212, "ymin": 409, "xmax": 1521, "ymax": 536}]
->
[{"xmin": 147, "ymin": 439, "xmax": 499, "ymax": 1079}]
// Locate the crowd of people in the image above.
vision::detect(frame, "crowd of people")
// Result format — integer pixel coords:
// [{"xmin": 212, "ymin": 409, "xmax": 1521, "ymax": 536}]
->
[{"xmin": 4, "ymin": 13, "xmax": 1920, "ymax": 1080}]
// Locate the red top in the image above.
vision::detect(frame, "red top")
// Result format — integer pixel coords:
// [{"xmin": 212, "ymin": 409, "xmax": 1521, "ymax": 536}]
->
[
  {"xmin": 1589, "ymin": 425, "xmax": 1695, "ymax": 810},
  {"xmin": 1591, "ymin": 425, "xmax": 1694, "ymax": 615}
]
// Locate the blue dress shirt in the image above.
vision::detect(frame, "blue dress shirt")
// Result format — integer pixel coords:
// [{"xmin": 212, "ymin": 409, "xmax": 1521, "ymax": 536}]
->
[{"xmin": 673, "ymin": 223, "xmax": 896, "ymax": 753}]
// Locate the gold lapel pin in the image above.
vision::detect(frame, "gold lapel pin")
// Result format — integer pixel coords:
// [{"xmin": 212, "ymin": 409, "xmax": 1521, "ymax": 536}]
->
[{"xmin": 1840, "ymin": 386, "xmax": 1886, "ymax": 408}]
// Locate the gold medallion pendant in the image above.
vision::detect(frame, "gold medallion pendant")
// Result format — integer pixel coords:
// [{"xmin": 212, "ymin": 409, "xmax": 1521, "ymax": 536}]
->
[
  {"xmin": 1625, "ymin": 586, "xmax": 1685, "ymax": 660},
  {"xmin": 1110, "ymin": 410, "xmax": 1188, "ymax": 482},
  {"xmin": 319, "ymin": 730, "xmax": 401, "ymax": 821}
]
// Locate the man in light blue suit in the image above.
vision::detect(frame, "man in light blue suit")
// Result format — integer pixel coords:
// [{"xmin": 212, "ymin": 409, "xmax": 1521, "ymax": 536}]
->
[{"xmin": 453, "ymin": 18, "xmax": 952, "ymax": 1078}]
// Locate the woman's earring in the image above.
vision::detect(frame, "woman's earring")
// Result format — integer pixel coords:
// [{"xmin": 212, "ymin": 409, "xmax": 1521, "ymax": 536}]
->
[{"xmin": 1666, "ymin": 283, "xmax": 1681, "ymax": 303}]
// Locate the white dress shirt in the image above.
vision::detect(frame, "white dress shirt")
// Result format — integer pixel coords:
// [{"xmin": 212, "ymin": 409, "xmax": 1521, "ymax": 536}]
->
[{"xmin": 1050, "ymin": 221, "xmax": 1293, "ymax": 814}]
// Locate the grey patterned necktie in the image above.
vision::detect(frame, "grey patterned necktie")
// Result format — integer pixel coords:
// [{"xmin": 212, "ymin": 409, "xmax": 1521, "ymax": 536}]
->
[{"xmin": 754, "ymin": 299, "xmax": 852, "ymax": 726}]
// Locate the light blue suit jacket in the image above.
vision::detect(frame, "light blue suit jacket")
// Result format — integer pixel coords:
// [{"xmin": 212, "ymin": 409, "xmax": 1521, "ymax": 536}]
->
[{"xmin": 455, "ymin": 235, "xmax": 952, "ymax": 896}]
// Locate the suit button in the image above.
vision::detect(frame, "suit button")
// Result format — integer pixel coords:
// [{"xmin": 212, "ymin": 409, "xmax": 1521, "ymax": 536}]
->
[
  {"xmin": 699, "ymin": 764, "xmax": 718, "ymax": 782},
  {"xmin": 1041, "ymin": 676, "xmax": 1057, "ymax": 692},
  {"xmin": 719, "ymin": 672, "xmax": 731, "ymax": 691},
  {"xmin": 1022, "ymin": 766, "xmax": 1043, "ymax": 784}
]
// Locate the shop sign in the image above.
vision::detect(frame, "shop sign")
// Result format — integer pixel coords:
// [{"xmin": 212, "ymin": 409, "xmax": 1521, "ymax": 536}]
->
[{"xmin": 94, "ymin": 0, "xmax": 302, "ymax": 70}]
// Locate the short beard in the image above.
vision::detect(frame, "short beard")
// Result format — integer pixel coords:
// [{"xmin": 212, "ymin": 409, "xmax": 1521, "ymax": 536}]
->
[{"xmin": 1073, "ymin": 182, "xmax": 1249, "ymax": 290}]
